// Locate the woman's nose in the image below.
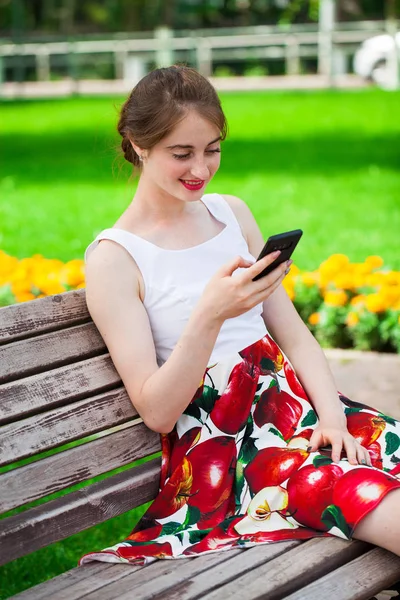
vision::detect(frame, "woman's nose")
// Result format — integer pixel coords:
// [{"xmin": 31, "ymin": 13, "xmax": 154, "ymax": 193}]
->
[{"xmin": 190, "ymin": 159, "xmax": 210, "ymax": 180}]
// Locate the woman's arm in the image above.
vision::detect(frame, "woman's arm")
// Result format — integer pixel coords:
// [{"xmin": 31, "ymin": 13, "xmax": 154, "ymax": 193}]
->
[{"xmin": 223, "ymin": 194, "xmax": 371, "ymax": 465}]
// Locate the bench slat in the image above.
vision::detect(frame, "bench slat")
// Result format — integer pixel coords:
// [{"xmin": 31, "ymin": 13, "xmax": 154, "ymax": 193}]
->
[
  {"xmin": 284, "ymin": 547, "xmax": 400, "ymax": 600},
  {"xmin": 0, "ymin": 354, "xmax": 121, "ymax": 425},
  {"xmin": 1, "ymin": 421, "xmax": 160, "ymax": 512},
  {"xmin": 10, "ymin": 563, "xmax": 144, "ymax": 600},
  {"xmin": 0, "ymin": 289, "xmax": 89, "ymax": 345},
  {"xmin": 8, "ymin": 564, "xmax": 133, "ymax": 600},
  {"xmin": 200, "ymin": 537, "xmax": 370, "ymax": 600},
  {"xmin": 0, "ymin": 322, "xmax": 106, "ymax": 383},
  {"xmin": 0, "ymin": 457, "xmax": 161, "ymax": 565},
  {"xmin": 160, "ymin": 540, "xmax": 301, "ymax": 600},
  {"xmin": 118, "ymin": 540, "xmax": 301, "ymax": 600},
  {"xmin": 0, "ymin": 388, "xmax": 136, "ymax": 467},
  {"xmin": 73, "ymin": 549, "xmax": 245, "ymax": 600}
]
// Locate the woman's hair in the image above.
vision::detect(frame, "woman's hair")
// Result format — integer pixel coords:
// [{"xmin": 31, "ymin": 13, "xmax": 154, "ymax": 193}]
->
[{"xmin": 117, "ymin": 65, "xmax": 228, "ymax": 168}]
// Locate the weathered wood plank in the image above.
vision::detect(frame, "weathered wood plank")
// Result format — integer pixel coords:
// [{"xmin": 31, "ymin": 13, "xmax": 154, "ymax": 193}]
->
[
  {"xmin": 284, "ymin": 547, "xmax": 400, "ymax": 600},
  {"xmin": 75, "ymin": 549, "xmax": 245, "ymax": 600},
  {"xmin": 0, "ymin": 387, "xmax": 137, "ymax": 467},
  {"xmin": 0, "ymin": 322, "xmax": 106, "ymax": 383},
  {"xmin": 200, "ymin": 537, "xmax": 370, "ymax": 600},
  {"xmin": 1, "ymin": 421, "xmax": 161, "ymax": 512},
  {"xmin": 0, "ymin": 354, "xmax": 121, "ymax": 425},
  {"xmin": 0, "ymin": 457, "xmax": 161, "ymax": 565},
  {"xmin": 0, "ymin": 289, "xmax": 89, "ymax": 345},
  {"xmin": 8, "ymin": 562, "xmax": 151, "ymax": 600},
  {"xmin": 159, "ymin": 540, "xmax": 302, "ymax": 600}
]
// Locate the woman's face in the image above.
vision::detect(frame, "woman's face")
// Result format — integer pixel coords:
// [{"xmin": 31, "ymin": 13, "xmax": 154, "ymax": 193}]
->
[{"xmin": 140, "ymin": 109, "xmax": 222, "ymax": 202}]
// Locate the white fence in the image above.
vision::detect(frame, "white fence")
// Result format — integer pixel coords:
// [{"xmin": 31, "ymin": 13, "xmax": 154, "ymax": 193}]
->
[{"xmin": 0, "ymin": 20, "xmax": 395, "ymax": 96}]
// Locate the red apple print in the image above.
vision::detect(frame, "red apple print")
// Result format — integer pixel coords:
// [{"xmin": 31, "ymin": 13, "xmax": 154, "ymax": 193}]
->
[
  {"xmin": 197, "ymin": 492, "xmax": 236, "ymax": 530},
  {"xmin": 367, "ymin": 441, "xmax": 383, "ymax": 469},
  {"xmin": 253, "ymin": 386, "xmax": 303, "ymax": 440},
  {"xmin": 210, "ymin": 360, "xmax": 260, "ymax": 435},
  {"xmin": 389, "ymin": 463, "xmax": 400, "ymax": 478},
  {"xmin": 286, "ymin": 464, "xmax": 343, "ymax": 530},
  {"xmin": 183, "ymin": 517, "xmax": 242, "ymax": 554},
  {"xmin": 146, "ymin": 457, "xmax": 193, "ymax": 520},
  {"xmin": 127, "ymin": 522, "xmax": 163, "ymax": 542},
  {"xmin": 240, "ymin": 335, "xmax": 284, "ymax": 375},
  {"xmin": 118, "ymin": 541, "xmax": 173, "ymax": 560},
  {"xmin": 169, "ymin": 426, "xmax": 202, "ymax": 475},
  {"xmin": 346, "ymin": 412, "xmax": 386, "ymax": 447},
  {"xmin": 284, "ymin": 361, "xmax": 309, "ymax": 401},
  {"xmin": 244, "ymin": 447, "xmax": 308, "ymax": 495},
  {"xmin": 332, "ymin": 468, "xmax": 400, "ymax": 528},
  {"xmin": 239, "ymin": 527, "xmax": 327, "ymax": 544},
  {"xmin": 160, "ymin": 431, "xmax": 178, "ymax": 488},
  {"xmin": 187, "ymin": 437, "xmax": 237, "ymax": 514}
]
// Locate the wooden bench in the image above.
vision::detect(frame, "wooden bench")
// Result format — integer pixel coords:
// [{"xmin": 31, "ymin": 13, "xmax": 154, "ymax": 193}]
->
[{"xmin": 2, "ymin": 289, "xmax": 400, "ymax": 600}]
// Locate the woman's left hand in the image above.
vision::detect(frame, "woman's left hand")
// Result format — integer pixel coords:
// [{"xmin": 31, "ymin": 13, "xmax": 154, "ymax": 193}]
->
[{"xmin": 307, "ymin": 425, "xmax": 373, "ymax": 466}]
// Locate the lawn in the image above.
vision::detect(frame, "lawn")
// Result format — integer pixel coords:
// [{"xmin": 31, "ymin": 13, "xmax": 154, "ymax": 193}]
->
[
  {"xmin": 0, "ymin": 88, "xmax": 400, "ymax": 598},
  {"xmin": 1, "ymin": 88, "xmax": 400, "ymax": 271}
]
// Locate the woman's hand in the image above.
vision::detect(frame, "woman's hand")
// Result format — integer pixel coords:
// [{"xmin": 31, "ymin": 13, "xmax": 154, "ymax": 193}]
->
[
  {"xmin": 308, "ymin": 424, "xmax": 373, "ymax": 466},
  {"xmin": 200, "ymin": 251, "xmax": 290, "ymax": 323}
]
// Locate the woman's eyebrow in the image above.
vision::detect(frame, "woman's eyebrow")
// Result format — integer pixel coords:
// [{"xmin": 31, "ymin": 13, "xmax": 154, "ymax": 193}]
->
[{"xmin": 166, "ymin": 136, "xmax": 222, "ymax": 150}]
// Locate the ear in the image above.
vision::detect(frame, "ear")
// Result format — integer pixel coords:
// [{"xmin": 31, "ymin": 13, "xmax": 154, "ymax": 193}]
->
[{"xmin": 129, "ymin": 139, "xmax": 145, "ymax": 161}]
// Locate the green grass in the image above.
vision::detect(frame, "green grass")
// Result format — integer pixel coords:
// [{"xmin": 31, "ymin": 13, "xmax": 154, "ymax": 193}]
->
[
  {"xmin": 0, "ymin": 88, "xmax": 400, "ymax": 598},
  {"xmin": 1, "ymin": 89, "xmax": 400, "ymax": 270}
]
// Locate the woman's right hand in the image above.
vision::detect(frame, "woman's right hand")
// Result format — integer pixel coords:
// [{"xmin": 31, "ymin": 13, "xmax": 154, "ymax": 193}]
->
[{"xmin": 200, "ymin": 251, "xmax": 290, "ymax": 323}]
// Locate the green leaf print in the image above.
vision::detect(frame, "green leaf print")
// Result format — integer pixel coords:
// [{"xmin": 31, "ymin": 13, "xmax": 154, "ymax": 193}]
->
[
  {"xmin": 301, "ymin": 410, "xmax": 317, "ymax": 427},
  {"xmin": 321, "ymin": 505, "xmax": 351, "ymax": 538},
  {"xmin": 344, "ymin": 407, "xmax": 362, "ymax": 416},
  {"xmin": 183, "ymin": 403, "xmax": 202, "ymax": 421},
  {"xmin": 161, "ymin": 521, "xmax": 184, "ymax": 536},
  {"xmin": 188, "ymin": 529, "xmax": 211, "ymax": 544},
  {"xmin": 239, "ymin": 437, "xmax": 258, "ymax": 466},
  {"xmin": 385, "ymin": 431, "xmax": 400, "ymax": 456},
  {"xmin": 390, "ymin": 455, "xmax": 400, "ymax": 464},
  {"xmin": 184, "ymin": 505, "xmax": 201, "ymax": 527},
  {"xmin": 260, "ymin": 358, "xmax": 275, "ymax": 373},
  {"xmin": 380, "ymin": 414, "xmax": 397, "ymax": 427},
  {"xmin": 313, "ymin": 455, "xmax": 333, "ymax": 467},
  {"xmin": 270, "ymin": 427, "xmax": 285, "ymax": 441},
  {"xmin": 196, "ymin": 385, "xmax": 219, "ymax": 413},
  {"xmin": 235, "ymin": 459, "xmax": 245, "ymax": 509}
]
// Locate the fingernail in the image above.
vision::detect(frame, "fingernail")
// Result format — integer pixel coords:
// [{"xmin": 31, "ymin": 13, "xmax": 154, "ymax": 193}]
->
[
  {"xmin": 286, "ymin": 259, "xmax": 293, "ymax": 267},
  {"xmin": 285, "ymin": 267, "xmax": 291, "ymax": 275},
  {"xmin": 272, "ymin": 250, "xmax": 281, "ymax": 258},
  {"xmin": 307, "ymin": 446, "xmax": 312, "ymax": 453},
  {"xmin": 360, "ymin": 459, "xmax": 367, "ymax": 465}
]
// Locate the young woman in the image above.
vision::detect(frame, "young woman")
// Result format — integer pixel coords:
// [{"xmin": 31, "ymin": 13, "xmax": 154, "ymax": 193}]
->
[{"xmin": 80, "ymin": 65, "xmax": 400, "ymax": 565}]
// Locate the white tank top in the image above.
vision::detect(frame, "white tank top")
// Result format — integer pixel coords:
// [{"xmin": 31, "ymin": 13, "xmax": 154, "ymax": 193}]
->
[{"xmin": 85, "ymin": 193, "xmax": 267, "ymax": 366}]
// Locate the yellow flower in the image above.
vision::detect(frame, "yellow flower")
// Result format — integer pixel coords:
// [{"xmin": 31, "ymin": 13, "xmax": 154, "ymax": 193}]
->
[
  {"xmin": 365, "ymin": 293, "xmax": 387, "ymax": 313},
  {"xmin": 350, "ymin": 294, "xmax": 366, "ymax": 307},
  {"xmin": 308, "ymin": 312, "xmax": 320, "ymax": 326},
  {"xmin": 301, "ymin": 272, "xmax": 318, "ymax": 287},
  {"xmin": 364, "ymin": 255, "xmax": 384, "ymax": 270},
  {"xmin": 324, "ymin": 290, "xmax": 348, "ymax": 307},
  {"xmin": 346, "ymin": 311, "xmax": 359, "ymax": 327},
  {"xmin": 61, "ymin": 259, "xmax": 85, "ymax": 287},
  {"xmin": 14, "ymin": 291, "xmax": 36, "ymax": 303}
]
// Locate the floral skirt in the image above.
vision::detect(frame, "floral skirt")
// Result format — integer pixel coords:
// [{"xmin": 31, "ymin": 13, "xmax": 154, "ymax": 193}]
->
[{"xmin": 79, "ymin": 334, "xmax": 400, "ymax": 565}]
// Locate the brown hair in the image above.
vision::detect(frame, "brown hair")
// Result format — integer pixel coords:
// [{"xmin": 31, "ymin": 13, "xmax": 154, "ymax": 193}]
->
[{"xmin": 117, "ymin": 65, "xmax": 228, "ymax": 168}]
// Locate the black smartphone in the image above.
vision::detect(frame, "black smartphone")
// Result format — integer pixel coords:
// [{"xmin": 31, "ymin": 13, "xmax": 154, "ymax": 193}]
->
[{"xmin": 252, "ymin": 229, "xmax": 303, "ymax": 281}]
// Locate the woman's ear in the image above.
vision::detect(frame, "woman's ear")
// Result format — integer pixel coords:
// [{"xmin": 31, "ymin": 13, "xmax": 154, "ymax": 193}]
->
[{"xmin": 129, "ymin": 139, "xmax": 145, "ymax": 161}]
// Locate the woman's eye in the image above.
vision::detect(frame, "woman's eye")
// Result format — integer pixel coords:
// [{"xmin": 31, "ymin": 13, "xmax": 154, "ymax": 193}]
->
[
  {"xmin": 207, "ymin": 149, "xmax": 221, "ymax": 154},
  {"xmin": 173, "ymin": 153, "xmax": 190, "ymax": 160}
]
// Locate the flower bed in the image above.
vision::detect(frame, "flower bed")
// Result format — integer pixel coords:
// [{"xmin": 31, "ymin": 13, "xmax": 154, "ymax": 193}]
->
[{"xmin": 1, "ymin": 251, "xmax": 399, "ymax": 353}]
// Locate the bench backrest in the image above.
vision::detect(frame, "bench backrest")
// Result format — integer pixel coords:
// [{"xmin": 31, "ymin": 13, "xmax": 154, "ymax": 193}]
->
[{"xmin": 0, "ymin": 290, "xmax": 161, "ymax": 566}]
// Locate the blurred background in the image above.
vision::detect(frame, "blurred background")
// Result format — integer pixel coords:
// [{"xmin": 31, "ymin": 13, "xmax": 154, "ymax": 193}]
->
[{"xmin": 0, "ymin": 3, "xmax": 399, "ymax": 597}]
